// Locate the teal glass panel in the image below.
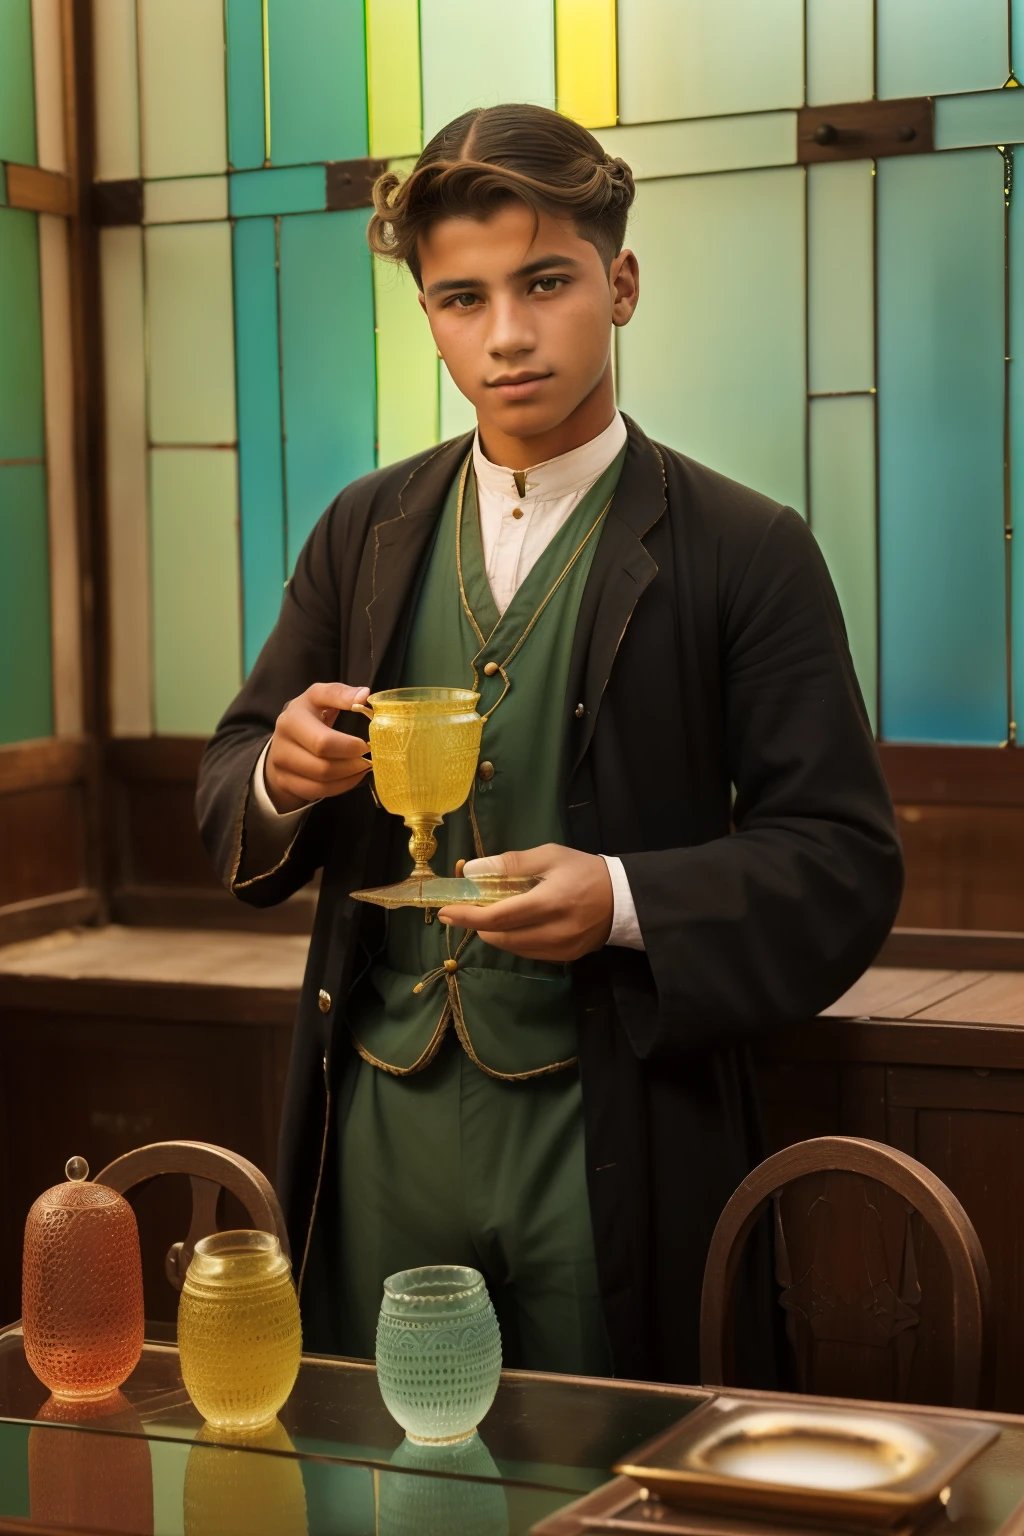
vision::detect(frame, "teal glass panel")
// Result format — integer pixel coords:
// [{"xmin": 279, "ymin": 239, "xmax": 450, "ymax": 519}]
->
[
  {"xmin": 234, "ymin": 217, "xmax": 286, "ymax": 672},
  {"xmin": 420, "ymin": 0, "xmax": 555, "ymax": 142},
  {"xmin": 877, "ymin": 0, "xmax": 1006, "ymax": 99},
  {"xmin": 936, "ymin": 90, "xmax": 1024, "ymax": 151},
  {"xmin": 807, "ymin": 0, "xmax": 873, "ymax": 106},
  {"xmin": 225, "ymin": 0, "xmax": 266, "ymax": 170},
  {"xmin": 0, "ymin": 207, "xmax": 44, "ymax": 460},
  {"xmin": 150, "ymin": 448, "xmax": 243, "ymax": 735},
  {"xmin": 0, "ymin": 0, "xmax": 36, "ymax": 164},
  {"xmin": 0, "ymin": 464, "xmax": 53, "ymax": 744},
  {"xmin": 617, "ymin": 0, "xmax": 803, "ymax": 126},
  {"xmin": 279, "ymin": 211, "xmax": 377, "ymax": 570},
  {"xmin": 230, "ymin": 165, "xmax": 326, "ymax": 218},
  {"xmin": 808, "ymin": 161, "xmax": 874, "ymax": 395},
  {"xmin": 595, "ymin": 113, "xmax": 796, "ymax": 179},
  {"xmin": 1008, "ymin": 150, "xmax": 1024, "ymax": 737},
  {"xmin": 809, "ymin": 396, "xmax": 877, "ymax": 730},
  {"xmin": 266, "ymin": 0, "xmax": 368, "ymax": 165},
  {"xmin": 878, "ymin": 150, "xmax": 1006, "ymax": 743},
  {"xmin": 617, "ymin": 167, "xmax": 806, "ymax": 513}
]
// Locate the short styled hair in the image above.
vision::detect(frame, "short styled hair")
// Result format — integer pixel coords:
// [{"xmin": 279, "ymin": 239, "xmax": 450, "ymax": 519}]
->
[{"xmin": 367, "ymin": 103, "xmax": 636, "ymax": 288}]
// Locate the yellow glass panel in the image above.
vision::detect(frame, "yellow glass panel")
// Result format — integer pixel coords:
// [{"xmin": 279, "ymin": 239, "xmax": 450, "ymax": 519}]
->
[
  {"xmin": 99, "ymin": 226, "xmax": 150, "ymax": 735},
  {"xmin": 150, "ymin": 448, "xmax": 243, "ymax": 736},
  {"xmin": 146, "ymin": 221, "xmax": 236, "ymax": 445},
  {"xmin": 374, "ymin": 259, "xmax": 439, "ymax": 466},
  {"xmin": 137, "ymin": 0, "xmax": 227, "ymax": 178},
  {"xmin": 595, "ymin": 113, "xmax": 795, "ymax": 179},
  {"xmin": 93, "ymin": 0, "xmax": 140, "ymax": 180},
  {"xmin": 39, "ymin": 214, "xmax": 82, "ymax": 736},
  {"xmin": 367, "ymin": 0, "xmax": 422, "ymax": 159},
  {"xmin": 440, "ymin": 362, "xmax": 476, "ymax": 440},
  {"xmin": 556, "ymin": 0, "xmax": 617, "ymax": 129},
  {"xmin": 144, "ymin": 176, "xmax": 230, "ymax": 225},
  {"xmin": 31, "ymin": 0, "xmax": 67, "ymax": 172}
]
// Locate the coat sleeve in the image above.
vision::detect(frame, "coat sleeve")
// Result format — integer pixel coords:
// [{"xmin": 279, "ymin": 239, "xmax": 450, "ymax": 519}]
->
[
  {"xmin": 195, "ymin": 496, "xmax": 359, "ymax": 908},
  {"xmin": 616, "ymin": 506, "xmax": 904, "ymax": 1059}
]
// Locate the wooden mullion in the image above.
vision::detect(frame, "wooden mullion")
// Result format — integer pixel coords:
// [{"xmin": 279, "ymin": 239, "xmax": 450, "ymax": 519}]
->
[{"xmin": 4, "ymin": 163, "xmax": 74, "ymax": 216}]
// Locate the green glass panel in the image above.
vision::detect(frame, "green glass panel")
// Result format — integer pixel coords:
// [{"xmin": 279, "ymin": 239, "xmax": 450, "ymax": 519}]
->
[
  {"xmin": 229, "ymin": 165, "xmax": 326, "ymax": 218},
  {"xmin": 617, "ymin": 0, "xmax": 803, "ymax": 126},
  {"xmin": 936, "ymin": 90, "xmax": 1024, "ymax": 151},
  {"xmin": 146, "ymin": 221, "xmax": 237, "ymax": 446},
  {"xmin": 595, "ymin": 113, "xmax": 796, "ymax": 179},
  {"xmin": 137, "ymin": 0, "xmax": 228, "ymax": 178},
  {"xmin": 267, "ymin": 0, "xmax": 368, "ymax": 165},
  {"xmin": 367, "ymin": 0, "xmax": 423, "ymax": 159},
  {"xmin": 877, "ymin": 0, "xmax": 1006, "ymax": 99},
  {"xmin": 808, "ymin": 161, "xmax": 874, "ymax": 395},
  {"xmin": 440, "ymin": 362, "xmax": 477, "ymax": 440},
  {"xmin": 617, "ymin": 167, "xmax": 806, "ymax": 513},
  {"xmin": 0, "ymin": 207, "xmax": 44, "ymax": 460},
  {"xmin": 279, "ymin": 211, "xmax": 377, "ymax": 570},
  {"xmin": 807, "ymin": 0, "xmax": 873, "ymax": 107},
  {"xmin": 225, "ymin": 0, "xmax": 266, "ymax": 170},
  {"xmin": 0, "ymin": 0, "xmax": 36, "ymax": 164},
  {"xmin": 0, "ymin": 165, "xmax": 6, "ymax": 204},
  {"xmin": 420, "ymin": 0, "xmax": 555, "ymax": 143},
  {"xmin": 0, "ymin": 464, "xmax": 53, "ymax": 744},
  {"xmin": 374, "ymin": 258, "xmax": 439, "ymax": 466},
  {"xmin": 878, "ymin": 150, "xmax": 1006, "ymax": 744},
  {"xmin": 809, "ymin": 396, "xmax": 877, "ymax": 730},
  {"xmin": 234, "ymin": 217, "xmax": 286, "ymax": 672},
  {"xmin": 150, "ymin": 448, "xmax": 243, "ymax": 735},
  {"xmin": 1008, "ymin": 149, "xmax": 1024, "ymax": 737}
]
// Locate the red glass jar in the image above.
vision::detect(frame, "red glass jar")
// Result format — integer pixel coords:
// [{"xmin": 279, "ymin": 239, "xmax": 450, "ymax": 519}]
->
[{"xmin": 22, "ymin": 1157, "xmax": 144, "ymax": 1400}]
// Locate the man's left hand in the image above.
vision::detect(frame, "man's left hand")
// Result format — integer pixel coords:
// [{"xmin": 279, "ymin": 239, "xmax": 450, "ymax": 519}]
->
[{"xmin": 438, "ymin": 844, "xmax": 613, "ymax": 962}]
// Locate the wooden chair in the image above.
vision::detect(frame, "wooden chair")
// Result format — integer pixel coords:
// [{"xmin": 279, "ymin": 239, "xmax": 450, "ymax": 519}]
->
[
  {"xmin": 94, "ymin": 1140, "xmax": 290, "ymax": 1291},
  {"xmin": 700, "ymin": 1136, "xmax": 993, "ymax": 1409}
]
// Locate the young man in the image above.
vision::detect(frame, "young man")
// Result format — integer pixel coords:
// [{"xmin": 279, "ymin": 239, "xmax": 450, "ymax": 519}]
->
[{"xmin": 198, "ymin": 103, "xmax": 903, "ymax": 1384}]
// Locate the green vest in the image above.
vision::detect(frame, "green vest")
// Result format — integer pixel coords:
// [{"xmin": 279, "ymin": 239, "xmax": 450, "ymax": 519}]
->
[{"xmin": 347, "ymin": 446, "xmax": 626, "ymax": 1080}]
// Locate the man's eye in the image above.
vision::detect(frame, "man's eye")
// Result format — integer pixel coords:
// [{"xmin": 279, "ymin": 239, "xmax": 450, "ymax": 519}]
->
[
  {"xmin": 532, "ymin": 277, "xmax": 562, "ymax": 293},
  {"xmin": 452, "ymin": 293, "xmax": 478, "ymax": 308}
]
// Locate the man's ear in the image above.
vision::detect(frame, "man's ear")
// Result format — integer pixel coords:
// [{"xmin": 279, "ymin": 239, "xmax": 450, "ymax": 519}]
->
[
  {"xmin": 417, "ymin": 289, "xmax": 427, "ymax": 314},
  {"xmin": 610, "ymin": 249, "xmax": 640, "ymax": 328}
]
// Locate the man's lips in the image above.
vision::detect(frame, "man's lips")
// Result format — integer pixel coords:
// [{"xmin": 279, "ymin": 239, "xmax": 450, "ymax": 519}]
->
[{"xmin": 486, "ymin": 373, "xmax": 552, "ymax": 400}]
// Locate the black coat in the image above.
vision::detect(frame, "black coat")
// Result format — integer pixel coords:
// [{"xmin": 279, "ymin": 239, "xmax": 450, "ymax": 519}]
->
[{"xmin": 196, "ymin": 416, "xmax": 903, "ymax": 1384}]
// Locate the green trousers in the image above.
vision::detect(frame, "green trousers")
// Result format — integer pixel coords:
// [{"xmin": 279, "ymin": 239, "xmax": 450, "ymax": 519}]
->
[{"xmin": 302, "ymin": 1037, "xmax": 612, "ymax": 1375}]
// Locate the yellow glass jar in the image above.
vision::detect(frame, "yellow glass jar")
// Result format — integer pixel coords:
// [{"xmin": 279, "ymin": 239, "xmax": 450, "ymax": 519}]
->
[{"xmin": 177, "ymin": 1231, "xmax": 301, "ymax": 1431}]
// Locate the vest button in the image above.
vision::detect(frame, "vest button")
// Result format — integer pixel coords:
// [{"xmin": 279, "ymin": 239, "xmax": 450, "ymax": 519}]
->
[
  {"xmin": 478, "ymin": 761, "xmax": 495, "ymax": 782},
  {"xmin": 483, "ymin": 662, "xmax": 499, "ymax": 676},
  {"xmin": 575, "ymin": 703, "xmax": 586, "ymax": 719},
  {"xmin": 318, "ymin": 988, "xmax": 332, "ymax": 1013}
]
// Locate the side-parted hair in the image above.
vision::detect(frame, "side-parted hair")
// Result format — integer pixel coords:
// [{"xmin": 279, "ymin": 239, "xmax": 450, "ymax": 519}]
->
[{"xmin": 367, "ymin": 103, "xmax": 636, "ymax": 289}]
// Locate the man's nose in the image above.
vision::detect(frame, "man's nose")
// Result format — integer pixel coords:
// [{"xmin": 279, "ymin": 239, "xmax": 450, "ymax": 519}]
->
[{"xmin": 486, "ymin": 297, "xmax": 535, "ymax": 358}]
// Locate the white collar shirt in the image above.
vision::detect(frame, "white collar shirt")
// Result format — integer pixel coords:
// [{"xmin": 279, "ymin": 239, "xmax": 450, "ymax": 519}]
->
[{"xmin": 472, "ymin": 411, "xmax": 628, "ymax": 614}]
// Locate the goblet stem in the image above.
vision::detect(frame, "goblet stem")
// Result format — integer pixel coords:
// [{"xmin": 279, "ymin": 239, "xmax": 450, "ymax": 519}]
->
[{"xmin": 405, "ymin": 815, "xmax": 442, "ymax": 878}]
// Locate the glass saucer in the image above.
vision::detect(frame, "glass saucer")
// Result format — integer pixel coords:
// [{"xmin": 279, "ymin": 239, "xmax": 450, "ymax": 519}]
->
[{"xmin": 350, "ymin": 874, "xmax": 538, "ymax": 911}]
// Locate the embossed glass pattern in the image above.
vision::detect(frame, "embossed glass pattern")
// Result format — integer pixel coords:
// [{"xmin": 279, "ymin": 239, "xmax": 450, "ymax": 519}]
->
[
  {"xmin": 177, "ymin": 1230, "xmax": 302, "ymax": 1432},
  {"xmin": 376, "ymin": 1265, "xmax": 502, "ymax": 1444},
  {"xmin": 21, "ymin": 1159, "xmax": 144, "ymax": 1401}
]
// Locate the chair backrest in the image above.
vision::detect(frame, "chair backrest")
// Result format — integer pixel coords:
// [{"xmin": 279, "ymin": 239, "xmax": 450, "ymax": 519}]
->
[
  {"xmin": 700, "ymin": 1136, "xmax": 993, "ymax": 1409},
  {"xmin": 94, "ymin": 1140, "xmax": 290, "ymax": 1291}
]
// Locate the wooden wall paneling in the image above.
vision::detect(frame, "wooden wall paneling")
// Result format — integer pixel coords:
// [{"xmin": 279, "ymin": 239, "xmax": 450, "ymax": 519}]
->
[
  {"xmin": 838, "ymin": 1063, "xmax": 888, "ymax": 1140},
  {"xmin": 755, "ymin": 1061, "xmax": 841, "ymax": 1155},
  {"xmin": 0, "ymin": 739, "xmax": 97, "ymax": 945}
]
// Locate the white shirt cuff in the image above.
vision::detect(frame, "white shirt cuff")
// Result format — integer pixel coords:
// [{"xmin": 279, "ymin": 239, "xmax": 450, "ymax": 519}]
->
[
  {"xmin": 240, "ymin": 741, "xmax": 316, "ymax": 877},
  {"xmin": 600, "ymin": 854, "xmax": 646, "ymax": 951}
]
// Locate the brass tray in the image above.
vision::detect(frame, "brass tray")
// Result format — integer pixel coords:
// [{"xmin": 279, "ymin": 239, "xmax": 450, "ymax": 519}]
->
[
  {"xmin": 350, "ymin": 873, "xmax": 539, "ymax": 911},
  {"xmin": 614, "ymin": 1397, "xmax": 998, "ymax": 1528}
]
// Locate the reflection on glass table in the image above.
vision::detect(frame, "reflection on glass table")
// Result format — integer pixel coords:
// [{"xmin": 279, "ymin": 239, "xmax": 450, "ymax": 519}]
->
[{"xmin": 0, "ymin": 1321, "xmax": 703, "ymax": 1535}]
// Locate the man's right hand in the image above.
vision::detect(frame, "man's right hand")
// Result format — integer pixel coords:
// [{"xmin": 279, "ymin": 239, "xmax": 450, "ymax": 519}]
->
[{"xmin": 264, "ymin": 683, "xmax": 373, "ymax": 813}]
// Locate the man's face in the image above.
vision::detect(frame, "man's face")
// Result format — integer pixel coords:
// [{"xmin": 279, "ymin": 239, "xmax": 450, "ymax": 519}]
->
[{"xmin": 417, "ymin": 201, "xmax": 638, "ymax": 445}]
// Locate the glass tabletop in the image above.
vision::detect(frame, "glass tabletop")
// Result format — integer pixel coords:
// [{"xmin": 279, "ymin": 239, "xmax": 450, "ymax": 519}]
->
[{"xmin": 0, "ymin": 1322, "xmax": 705, "ymax": 1535}]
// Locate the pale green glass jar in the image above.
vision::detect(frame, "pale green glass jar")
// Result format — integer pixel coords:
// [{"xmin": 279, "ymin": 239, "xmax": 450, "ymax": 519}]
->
[{"xmin": 375, "ymin": 1265, "xmax": 501, "ymax": 1444}]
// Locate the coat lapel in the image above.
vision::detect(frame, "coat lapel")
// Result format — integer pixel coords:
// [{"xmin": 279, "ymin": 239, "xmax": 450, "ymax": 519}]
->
[
  {"xmin": 566, "ymin": 416, "xmax": 667, "ymax": 775},
  {"xmin": 359, "ymin": 433, "xmax": 474, "ymax": 688}
]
